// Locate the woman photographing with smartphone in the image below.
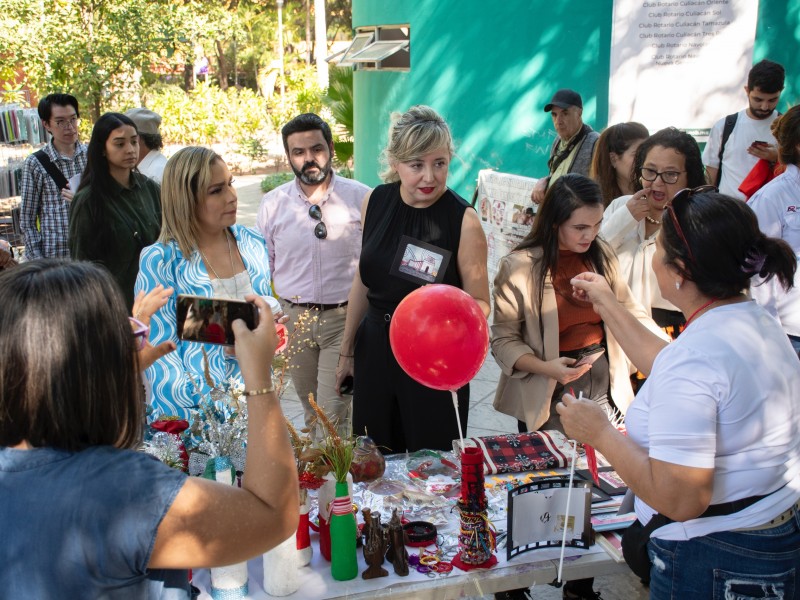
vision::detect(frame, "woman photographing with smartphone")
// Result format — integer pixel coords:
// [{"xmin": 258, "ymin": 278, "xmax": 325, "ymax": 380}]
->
[{"xmin": 135, "ymin": 147, "xmax": 277, "ymax": 421}]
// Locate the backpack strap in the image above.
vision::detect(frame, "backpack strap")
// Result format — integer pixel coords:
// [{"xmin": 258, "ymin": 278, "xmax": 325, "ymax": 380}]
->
[
  {"xmin": 715, "ymin": 113, "xmax": 738, "ymax": 187},
  {"xmin": 33, "ymin": 149, "xmax": 69, "ymax": 190}
]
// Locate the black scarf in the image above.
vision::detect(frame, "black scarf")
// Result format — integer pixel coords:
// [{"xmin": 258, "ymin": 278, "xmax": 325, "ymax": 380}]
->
[{"xmin": 547, "ymin": 124, "xmax": 590, "ymax": 173}]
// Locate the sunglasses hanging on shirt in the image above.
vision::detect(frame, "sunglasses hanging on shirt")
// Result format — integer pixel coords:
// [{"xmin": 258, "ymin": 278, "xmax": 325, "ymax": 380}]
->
[{"xmin": 308, "ymin": 204, "xmax": 327, "ymax": 239}]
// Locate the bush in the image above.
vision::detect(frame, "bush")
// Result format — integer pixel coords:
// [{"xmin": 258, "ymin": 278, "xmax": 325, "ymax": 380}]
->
[
  {"xmin": 143, "ymin": 82, "xmax": 270, "ymax": 145},
  {"xmin": 261, "ymin": 171, "xmax": 295, "ymax": 193}
]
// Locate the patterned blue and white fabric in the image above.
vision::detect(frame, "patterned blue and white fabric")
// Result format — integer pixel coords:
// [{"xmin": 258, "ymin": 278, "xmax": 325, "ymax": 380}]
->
[{"xmin": 135, "ymin": 224, "xmax": 273, "ymax": 421}]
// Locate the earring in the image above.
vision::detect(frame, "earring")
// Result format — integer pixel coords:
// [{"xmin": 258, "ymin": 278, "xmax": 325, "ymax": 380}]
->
[{"xmin": 675, "ymin": 281, "xmax": 681, "ymax": 290}]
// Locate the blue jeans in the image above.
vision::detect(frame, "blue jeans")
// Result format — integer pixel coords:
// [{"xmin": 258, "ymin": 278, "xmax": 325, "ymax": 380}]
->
[{"xmin": 647, "ymin": 509, "xmax": 800, "ymax": 599}]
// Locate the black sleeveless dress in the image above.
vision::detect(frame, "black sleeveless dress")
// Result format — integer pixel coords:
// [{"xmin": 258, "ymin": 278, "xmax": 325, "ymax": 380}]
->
[{"xmin": 353, "ymin": 182, "xmax": 471, "ymax": 452}]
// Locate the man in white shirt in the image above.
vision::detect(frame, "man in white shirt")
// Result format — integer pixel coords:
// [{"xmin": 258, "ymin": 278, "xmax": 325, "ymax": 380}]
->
[
  {"xmin": 125, "ymin": 108, "xmax": 167, "ymax": 184},
  {"xmin": 702, "ymin": 60, "xmax": 785, "ymax": 200},
  {"xmin": 257, "ymin": 113, "xmax": 370, "ymax": 437}
]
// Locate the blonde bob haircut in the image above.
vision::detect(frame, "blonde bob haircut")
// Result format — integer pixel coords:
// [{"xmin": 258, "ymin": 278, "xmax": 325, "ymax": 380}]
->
[
  {"xmin": 159, "ymin": 146, "xmax": 224, "ymax": 257},
  {"xmin": 380, "ymin": 105, "xmax": 455, "ymax": 183}
]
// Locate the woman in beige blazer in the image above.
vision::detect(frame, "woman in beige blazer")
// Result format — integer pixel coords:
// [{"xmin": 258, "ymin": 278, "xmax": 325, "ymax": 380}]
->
[{"xmin": 492, "ymin": 174, "xmax": 660, "ymax": 434}]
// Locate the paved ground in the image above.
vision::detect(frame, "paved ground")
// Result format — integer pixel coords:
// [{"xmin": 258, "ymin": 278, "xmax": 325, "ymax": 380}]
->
[{"xmin": 233, "ymin": 174, "xmax": 650, "ymax": 599}]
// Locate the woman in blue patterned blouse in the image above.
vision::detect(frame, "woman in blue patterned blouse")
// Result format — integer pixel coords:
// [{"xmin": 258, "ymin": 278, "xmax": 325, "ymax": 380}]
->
[{"xmin": 135, "ymin": 147, "xmax": 275, "ymax": 421}]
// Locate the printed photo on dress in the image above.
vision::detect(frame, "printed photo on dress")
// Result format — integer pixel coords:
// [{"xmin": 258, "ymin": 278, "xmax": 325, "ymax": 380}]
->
[{"xmin": 390, "ymin": 235, "xmax": 452, "ymax": 285}]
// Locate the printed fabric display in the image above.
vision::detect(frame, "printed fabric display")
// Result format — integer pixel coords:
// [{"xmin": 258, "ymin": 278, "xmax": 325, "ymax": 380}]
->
[{"xmin": 453, "ymin": 430, "xmax": 572, "ymax": 475}]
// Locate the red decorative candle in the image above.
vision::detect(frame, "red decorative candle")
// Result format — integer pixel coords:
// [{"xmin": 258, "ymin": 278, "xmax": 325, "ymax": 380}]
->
[{"xmin": 460, "ymin": 447, "xmax": 485, "ymax": 506}]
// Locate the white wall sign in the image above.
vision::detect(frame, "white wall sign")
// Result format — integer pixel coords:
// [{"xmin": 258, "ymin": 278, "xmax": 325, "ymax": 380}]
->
[{"xmin": 609, "ymin": 0, "xmax": 759, "ymax": 138}]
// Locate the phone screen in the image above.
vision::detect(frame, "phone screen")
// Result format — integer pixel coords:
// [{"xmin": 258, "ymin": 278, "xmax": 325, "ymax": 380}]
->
[
  {"xmin": 176, "ymin": 295, "xmax": 259, "ymax": 346},
  {"xmin": 572, "ymin": 347, "xmax": 605, "ymax": 368}
]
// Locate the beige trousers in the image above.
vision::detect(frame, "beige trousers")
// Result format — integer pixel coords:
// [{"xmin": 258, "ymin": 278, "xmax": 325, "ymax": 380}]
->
[{"xmin": 280, "ymin": 301, "xmax": 351, "ymax": 439}]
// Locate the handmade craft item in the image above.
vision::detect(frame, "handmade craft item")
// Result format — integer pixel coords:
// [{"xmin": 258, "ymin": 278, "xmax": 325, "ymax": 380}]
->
[
  {"xmin": 149, "ymin": 417, "xmax": 190, "ymax": 471},
  {"xmin": 313, "ymin": 394, "xmax": 358, "ymax": 581},
  {"xmin": 453, "ymin": 447, "xmax": 497, "ymax": 570},
  {"xmin": 205, "ymin": 456, "xmax": 249, "ymax": 598},
  {"xmin": 262, "ymin": 534, "xmax": 299, "ymax": 596},
  {"xmin": 385, "ymin": 508, "xmax": 409, "ymax": 576},
  {"xmin": 362, "ymin": 512, "xmax": 388, "ymax": 579},
  {"xmin": 350, "ymin": 434, "xmax": 385, "ymax": 483}
]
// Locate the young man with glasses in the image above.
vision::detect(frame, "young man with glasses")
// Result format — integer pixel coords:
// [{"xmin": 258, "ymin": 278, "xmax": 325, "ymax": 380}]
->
[
  {"xmin": 257, "ymin": 113, "xmax": 370, "ymax": 438},
  {"xmin": 19, "ymin": 93, "xmax": 88, "ymax": 259}
]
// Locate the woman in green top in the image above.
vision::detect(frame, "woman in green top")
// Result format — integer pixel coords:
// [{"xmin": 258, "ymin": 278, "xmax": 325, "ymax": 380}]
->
[{"xmin": 69, "ymin": 112, "xmax": 161, "ymax": 309}]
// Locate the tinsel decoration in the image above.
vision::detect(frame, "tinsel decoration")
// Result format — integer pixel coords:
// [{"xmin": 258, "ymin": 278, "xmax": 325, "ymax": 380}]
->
[
  {"xmin": 452, "ymin": 446, "xmax": 497, "ymax": 570},
  {"xmin": 141, "ymin": 432, "xmax": 184, "ymax": 470}
]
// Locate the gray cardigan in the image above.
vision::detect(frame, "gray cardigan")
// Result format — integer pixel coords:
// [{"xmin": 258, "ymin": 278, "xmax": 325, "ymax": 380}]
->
[{"xmin": 547, "ymin": 127, "xmax": 600, "ymax": 178}]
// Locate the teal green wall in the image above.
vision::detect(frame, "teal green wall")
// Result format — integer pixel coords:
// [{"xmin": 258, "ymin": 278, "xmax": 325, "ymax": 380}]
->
[{"xmin": 352, "ymin": 1, "xmax": 798, "ymax": 200}]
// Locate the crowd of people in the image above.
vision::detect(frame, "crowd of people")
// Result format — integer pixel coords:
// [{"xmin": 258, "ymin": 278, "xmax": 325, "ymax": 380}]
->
[{"xmin": 2, "ymin": 56, "xmax": 799, "ymax": 599}]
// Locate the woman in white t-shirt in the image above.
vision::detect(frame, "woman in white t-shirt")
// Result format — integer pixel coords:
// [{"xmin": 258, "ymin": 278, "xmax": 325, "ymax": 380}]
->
[{"xmin": 557, "ymin": 189, "xmax": 800, "ymax": 598}]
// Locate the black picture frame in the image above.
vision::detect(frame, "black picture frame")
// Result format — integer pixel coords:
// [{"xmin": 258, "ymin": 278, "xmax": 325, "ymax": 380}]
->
[
  {"xmin": 389, "ymin": 235, "xmax": 452, "ymax": 285},
  {"xmin": 575, "ymin": 466, "xmax": 628, "ymax": 497}
]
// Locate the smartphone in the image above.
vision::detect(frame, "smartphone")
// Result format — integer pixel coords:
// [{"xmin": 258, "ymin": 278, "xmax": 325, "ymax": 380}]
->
[
  {"xmin": 176, "ymin": 294, "xmax": 258, "ymax": 347},
  {"xmin": 339, "ymin": 375, "xmax": 354, "ymax": 395},
  {"xmin": 752, "ymin": 140, "xmax": 769, "ymax": 147},
  {"xmin": 572, "ymin": 347, "xmax": 605, "ymax": 368}
]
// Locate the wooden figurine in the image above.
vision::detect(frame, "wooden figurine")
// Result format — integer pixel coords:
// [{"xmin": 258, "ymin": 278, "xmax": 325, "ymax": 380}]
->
[
  {"xmin": 362, "ymin": 513, "xmax": 388, "ymax": 579},
  {"xmin": 385, "ymin": 508, "xmax": 409, "ymax": 576}
]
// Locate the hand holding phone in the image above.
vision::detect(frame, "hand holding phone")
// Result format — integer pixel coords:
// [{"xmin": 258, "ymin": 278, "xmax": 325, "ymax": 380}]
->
[
  {"xmin": 572, "ymin": 347, "xmax": 605, "ymax": 368},
  {"xmin": 177, "ymin": 295, "xmax": 259, "ymax": 347},
  {"xmin": 751, "ymin": 140, "xmax": 769, "ymax": 147}
]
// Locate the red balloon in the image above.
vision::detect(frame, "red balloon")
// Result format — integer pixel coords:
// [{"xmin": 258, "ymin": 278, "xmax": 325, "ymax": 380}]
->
[{"xmin": 389, "ymin": 284, "xmax": 489, "ymax": 391}]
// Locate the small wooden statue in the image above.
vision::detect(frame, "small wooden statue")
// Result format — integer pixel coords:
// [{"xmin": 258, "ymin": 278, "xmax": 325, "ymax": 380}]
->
[
  {"xmin": 362, "ymin": 513, "xmax": 388, "ymax": 579},
  {"xmin": 385, "ymin": 508, "xmax": 409, "ymax": 576}
]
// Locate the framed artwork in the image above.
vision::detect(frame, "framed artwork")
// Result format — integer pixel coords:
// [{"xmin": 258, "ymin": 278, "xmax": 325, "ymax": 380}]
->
[{"xmin": 390, "ymin": 235, "xmax": 452, "ymax": 285}]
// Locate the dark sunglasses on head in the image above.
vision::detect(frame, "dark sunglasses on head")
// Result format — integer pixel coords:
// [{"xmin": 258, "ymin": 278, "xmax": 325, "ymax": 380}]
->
[
  {"xmin": 663, "ymin": 185, "xmax": 717, "ymax": 263},
  {"xmin": 308, "ymin": 204, "xmax": 327, "ymax": 239}
]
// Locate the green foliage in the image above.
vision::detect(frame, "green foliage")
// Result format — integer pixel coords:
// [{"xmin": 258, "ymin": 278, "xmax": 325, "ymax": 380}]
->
[
  {"xmin": 323, "ymin": 67, "xmax": 355, "ymax": 166},
  {"xmin": 261, "ymin": 172, "xmax": 295, "ymax": 194},
  {"xmin": 267, "ymin": 64, "xmax": 325, "ymax": 132},
  {"xmin": 145, "ymin": 82, "xmax": 268, "ymax": 145}
]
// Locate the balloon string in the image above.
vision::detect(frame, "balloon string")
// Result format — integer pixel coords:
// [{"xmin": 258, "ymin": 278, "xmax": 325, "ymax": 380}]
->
[
  {"xmin": 451, "ymin": 390, "xmax": 465, "ymax": 451},
  {"xmin": 556, "ymin": 439, "xmax": 578, "ymax": 586}
]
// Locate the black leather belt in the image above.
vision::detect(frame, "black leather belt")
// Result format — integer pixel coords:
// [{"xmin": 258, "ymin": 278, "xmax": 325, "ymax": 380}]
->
[{"xmin": 286, "ymin": 300, "xmax": 348, "ymax": 311}]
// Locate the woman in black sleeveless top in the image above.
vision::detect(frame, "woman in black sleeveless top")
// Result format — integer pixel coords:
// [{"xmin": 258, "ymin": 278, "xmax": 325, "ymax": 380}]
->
[{"xmin": 335, "ymin": 106, "xmax": 489, "ymax": 453}]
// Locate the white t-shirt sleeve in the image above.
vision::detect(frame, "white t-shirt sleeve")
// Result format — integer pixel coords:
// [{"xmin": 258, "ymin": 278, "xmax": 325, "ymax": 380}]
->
[
  {"xmin": 646, "ymin": 346, "xmax": 721, "ymax": 469},
  {"xmin": 702, "ymin": 118, "xmax": 725, "ymax": 169}
]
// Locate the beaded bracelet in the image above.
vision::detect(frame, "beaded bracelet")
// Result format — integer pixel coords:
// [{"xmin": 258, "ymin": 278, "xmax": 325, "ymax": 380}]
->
[{"xmin": 242, "ymin": 385, "xmax": 275, "ymax": 396}]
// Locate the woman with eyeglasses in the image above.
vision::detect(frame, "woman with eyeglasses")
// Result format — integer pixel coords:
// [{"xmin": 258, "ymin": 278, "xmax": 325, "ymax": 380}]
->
[
  {"xmin": 600, "ymin": 127, "xmax": 707, "ymax": 338},
  {"xmin": 558, "ymin": 189, "xmax": 799, "ymax": 598},
  {"xmin": 0, "ymin": 259, "xmax": 298, "ymax": 598},
  {"xmin": 68, "ymin": 112, "xmax": 161, "ymax": 311},
  {"xmin": 135, "ymin": 147, "xmax": 278, "ymax": 422},
  {"xmin": 335, "ymin": 105, "xmax": 490, "ymax": 453}
]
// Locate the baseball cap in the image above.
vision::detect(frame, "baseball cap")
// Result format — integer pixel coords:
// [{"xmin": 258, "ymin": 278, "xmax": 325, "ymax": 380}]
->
[
  {"xmin": 125, "ymin": 108, "xmax": 162, "ymax": 135},
  {"xmin": 543, "ymin": 89, "xmax": 583, "ymax": 112}
]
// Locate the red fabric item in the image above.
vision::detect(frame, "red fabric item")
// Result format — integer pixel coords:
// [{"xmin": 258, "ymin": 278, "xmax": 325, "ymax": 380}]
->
[
  {"xmin": 740, "ymin": 159, "xmax": 779, "ymax": 200},
  {"xmin": 461, "ymin": 430, "xmax": 572, "ymax": 475},
  {"xmin": 296, "ymin": 512, "xmax": 311, "ymax": 550},
  {"xmin": 460, "ymin": 447, "xmax": 484, "ymax": 504},
  {"xmin": 150, "ymin": 418, "xmax": 190, "ymax": 472},
  {"xmin": 451, "ymin": 553, "xmax": 498, "ymax": 571},
  {"xmin": 319, "ymin": 516, "xmax": 331, "ymax": 561}
]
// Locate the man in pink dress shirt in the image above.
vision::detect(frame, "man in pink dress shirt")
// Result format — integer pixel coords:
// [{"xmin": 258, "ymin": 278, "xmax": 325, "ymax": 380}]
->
[{"xmin": 257, "ymin": 113, "xmax": 370, "ymax": 437}]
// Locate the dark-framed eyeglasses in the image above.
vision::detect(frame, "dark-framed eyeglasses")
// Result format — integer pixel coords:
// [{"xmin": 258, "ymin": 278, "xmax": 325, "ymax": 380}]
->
[
  {"xmin": 308, "ymin": 204, "xmax": 327, "ymax": 239},
  {"xmin": 52, "ymin": 116, "xmax": 80, "ymax": 130},
  {"xmin": 641, "ymin": 167, "xmax": 685, "ymax": 185},
  {"xmin": 663, "ymin": 185, "xmax": 717, "ymax": 263},
  {"xmin": 129, "ymin": 317, "xmax": 150, "ymax": 350}
]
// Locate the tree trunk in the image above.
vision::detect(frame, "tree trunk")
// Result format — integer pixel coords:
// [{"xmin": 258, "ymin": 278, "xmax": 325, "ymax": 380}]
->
[
  {"xmin": 215, "ymin": 39, "xmax": 229, "ymax": 90},
  {"xmin": 314, "ymin": 0, "xmax": 328, "ymax": 88},
  {"xmin": 305, "ymin": 0, "xmax": 312, "ymax": 64}
]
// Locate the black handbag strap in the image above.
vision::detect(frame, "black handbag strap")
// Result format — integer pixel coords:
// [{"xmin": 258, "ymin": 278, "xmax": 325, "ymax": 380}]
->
[{"xmin": 33, "ymin": 149, "xmax": 69, "ymax": 190}]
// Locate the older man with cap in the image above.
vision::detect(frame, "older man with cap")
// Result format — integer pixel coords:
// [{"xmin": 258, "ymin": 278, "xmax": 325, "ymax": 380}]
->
[
  {"xmin": 124, "ymin": 108, "xmax": 167, "ymax": 184},
  {"xmin": 531, "ymin": 89, "xmax": 600, "ymax": 204}
]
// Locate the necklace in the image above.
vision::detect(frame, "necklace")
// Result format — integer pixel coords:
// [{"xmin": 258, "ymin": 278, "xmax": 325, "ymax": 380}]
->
[
  {"xmin": 645, "ymin": 215, "xmax": 661, "ymax": 225},
  {"xmin": 200, "ymin": 229, "xmax": 238, "ymax": 298},
  {"xmin": 684, "ymin": 296, "xmax": 718, "ymax": 327}
]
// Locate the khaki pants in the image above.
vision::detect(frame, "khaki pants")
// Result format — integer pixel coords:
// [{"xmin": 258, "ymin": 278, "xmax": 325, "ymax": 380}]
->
[{"xmin": 280, "ymin": 301, "xmax": 351, "ymax": 439}]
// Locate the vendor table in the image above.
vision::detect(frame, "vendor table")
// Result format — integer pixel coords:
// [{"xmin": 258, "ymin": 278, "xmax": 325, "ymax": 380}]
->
[{"xmin": 193, "ymin": 451, "xmax": 629, "ymax": 599}]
